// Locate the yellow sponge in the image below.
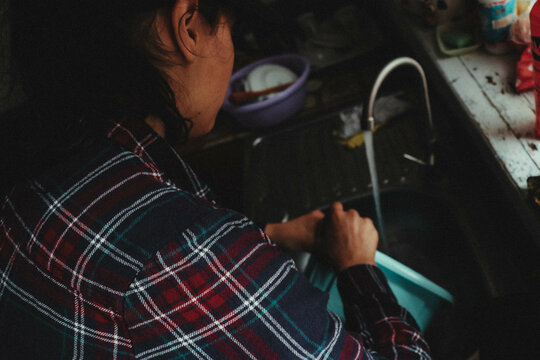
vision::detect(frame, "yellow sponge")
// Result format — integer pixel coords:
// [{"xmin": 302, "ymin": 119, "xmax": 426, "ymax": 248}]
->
[{"xmin": 334, "ymin": 122, "xmax": 384, "ymax": 149}]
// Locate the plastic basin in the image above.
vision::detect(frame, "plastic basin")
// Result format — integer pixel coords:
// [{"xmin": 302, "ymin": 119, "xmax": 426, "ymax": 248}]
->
[
  {"xmin": 375, "ymin": 251, "xmax": 454, "ymax": 331},
  {"xmin": 221, "ymin": 54, "xmax": 310, "ymax": 128},
  {"xmin": 306, "ymin": 250, "xmax": 453, "ymax": 333},
  {"xmin": 303, "ymin": 188, "xmax": 486, "ymax": 334}
]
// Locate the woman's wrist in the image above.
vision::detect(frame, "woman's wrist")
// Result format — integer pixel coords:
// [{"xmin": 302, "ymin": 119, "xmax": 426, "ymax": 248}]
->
[
  {"xmin": 264, "ymin": 222, "xmax": 292, "ymax": 249},
  {"xmin": 264, "ymin": 223, "xmax": 277, "ymax": 240},
  {"xmin": 264, "ymin": 222, "xmax": 311, "ymax": 252}
]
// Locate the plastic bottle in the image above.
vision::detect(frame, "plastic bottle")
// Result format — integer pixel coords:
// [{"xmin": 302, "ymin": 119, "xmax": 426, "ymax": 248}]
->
[
  {"xmin": 530, "ymin": 0, "xmax": 540, "ymax": 136},
  {"xmin": 478, "ymin": 0, "xmax": 517, "ymax": 54}
]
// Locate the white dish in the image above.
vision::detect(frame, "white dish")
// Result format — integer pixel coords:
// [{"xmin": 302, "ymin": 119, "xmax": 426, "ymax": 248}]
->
[{"xmin": 245, "ymin": 64, "xmax": 298, "ymax": 93}]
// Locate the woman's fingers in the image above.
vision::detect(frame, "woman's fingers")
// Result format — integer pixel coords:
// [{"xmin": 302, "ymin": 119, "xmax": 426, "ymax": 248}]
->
[{"xmin": 332, "ymin": 202, "xmax": 344, "ymax": 213}]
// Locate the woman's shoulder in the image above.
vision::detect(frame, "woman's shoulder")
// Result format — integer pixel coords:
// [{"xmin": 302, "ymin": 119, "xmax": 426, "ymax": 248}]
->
[{"xmin": 2, "ymin": 134, "xmax": 224, "ymax": 306}]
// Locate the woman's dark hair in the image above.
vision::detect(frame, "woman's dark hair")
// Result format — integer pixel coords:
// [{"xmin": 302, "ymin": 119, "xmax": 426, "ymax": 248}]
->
[{"xmin": 0, "ymin": 0, "xmax": 235, "ymax": 194}]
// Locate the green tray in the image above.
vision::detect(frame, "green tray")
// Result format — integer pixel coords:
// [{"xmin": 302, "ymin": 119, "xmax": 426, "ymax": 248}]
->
[{"xmin": 436, "ymin": 21, "xmax": 481, "ymax": 56}]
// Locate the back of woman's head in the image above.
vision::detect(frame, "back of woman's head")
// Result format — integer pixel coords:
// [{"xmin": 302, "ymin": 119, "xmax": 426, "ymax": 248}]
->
[
  {"xmin": 8, "ymin": 0, "xmax": 234, "ymax": 136},
  {"xmin": 0, "ymin": 0, "xmax": 235, "ymax": 193}
]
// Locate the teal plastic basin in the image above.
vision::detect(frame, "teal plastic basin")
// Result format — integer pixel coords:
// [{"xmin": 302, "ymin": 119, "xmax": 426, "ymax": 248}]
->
[
  {"xmin": 297, "ymin": 187, "xmax": 489, "ymax": 350},
  {"xmin": 306, "ymin": 250, "xmax": 454, "ymax": 332},
  {"xmin": 375, "ymin": 251, "xmax": 454, "ymax": 331}
]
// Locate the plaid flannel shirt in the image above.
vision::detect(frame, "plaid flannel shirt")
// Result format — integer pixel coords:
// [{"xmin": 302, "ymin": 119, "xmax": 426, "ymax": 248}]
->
[{"xmin": 0, "ymin": 120, "xmax": 430, "ymax": 359}]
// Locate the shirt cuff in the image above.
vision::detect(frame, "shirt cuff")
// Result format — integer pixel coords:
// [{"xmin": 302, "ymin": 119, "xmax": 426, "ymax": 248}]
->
[
  {"xmin": 337, "ymin": 264, "xmax": 397, "ymax": 302},
  {"xmin": 257, "ymin": 221, "xmax": 267, "ymax": 232}
]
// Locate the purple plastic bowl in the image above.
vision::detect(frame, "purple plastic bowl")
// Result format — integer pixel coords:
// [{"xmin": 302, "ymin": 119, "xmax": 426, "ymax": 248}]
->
[{"xmin": 221, "ymin": 54, "xmax": 310, "ymax": 128}]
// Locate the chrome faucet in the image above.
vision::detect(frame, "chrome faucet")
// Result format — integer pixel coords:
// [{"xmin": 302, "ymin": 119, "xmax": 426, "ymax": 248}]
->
[{"xmin": 362, "ymin": 57, "xmax": 436, "ymax": 167}]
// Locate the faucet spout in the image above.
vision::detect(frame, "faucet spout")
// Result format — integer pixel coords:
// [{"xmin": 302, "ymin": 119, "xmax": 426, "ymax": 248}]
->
[{"xmin": 364, "ymin": 56, "xmax": 435, "ymax": 166}]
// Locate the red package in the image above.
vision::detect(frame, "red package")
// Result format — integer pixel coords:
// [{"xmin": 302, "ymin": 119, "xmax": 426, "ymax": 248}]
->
[{"xmin": 516, "ymin": 43, "xmax": 534, "ymax": 93}]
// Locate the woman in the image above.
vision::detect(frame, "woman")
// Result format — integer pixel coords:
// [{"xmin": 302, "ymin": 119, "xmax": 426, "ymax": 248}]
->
[{"xmin": 0, "ymin": 0, "xmax": 431, "ymax": 358}]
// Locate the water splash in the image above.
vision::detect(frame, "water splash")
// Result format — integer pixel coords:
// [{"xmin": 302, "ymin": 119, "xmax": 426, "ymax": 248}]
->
[{"xmin": 363, "ymin": 130, "xmax": 388, "ymax": 252}]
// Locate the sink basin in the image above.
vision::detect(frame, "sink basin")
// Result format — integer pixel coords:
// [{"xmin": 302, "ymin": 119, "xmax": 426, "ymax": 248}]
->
[
  {"xmin": 303, "ymin": 188, "xmax": 489, "ymax": 359},
  {"xmin": 243, "ymin": 107, "xmax": 492, "ymax": 358}
]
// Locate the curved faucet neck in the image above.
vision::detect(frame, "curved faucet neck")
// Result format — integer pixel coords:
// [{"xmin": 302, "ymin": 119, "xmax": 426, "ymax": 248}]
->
[{"xmin": 365, "ymin": 57, "xmax": 435, "ymax": 166}]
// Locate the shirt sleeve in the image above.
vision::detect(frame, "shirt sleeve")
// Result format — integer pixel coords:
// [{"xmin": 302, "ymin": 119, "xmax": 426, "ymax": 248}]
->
[
  {"xmin": 122, "ymin": 209, "xmax": 431, "ymax": 359},
  {"xmin": 338, "ymin": 265, "xmax": 431, "ymax": 358}
]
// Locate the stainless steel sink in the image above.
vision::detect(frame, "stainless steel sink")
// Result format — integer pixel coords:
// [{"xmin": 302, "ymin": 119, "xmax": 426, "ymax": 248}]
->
[
  {"xmin": 243, "ymin": 94, "xmax": 539, "ymax": 357},
  {"xmin": 243, "ymin": 106, "xmax": 430, "ymax": 223},
  {"xmin": 243, "ymin": 108, "xmax": 492, "ymax": 358}
]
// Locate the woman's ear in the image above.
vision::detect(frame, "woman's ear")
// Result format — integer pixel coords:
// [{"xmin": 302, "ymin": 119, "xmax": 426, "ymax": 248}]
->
[{"xmin": 171, "ymin": 0, "xmax": 203, "ymax": 62}]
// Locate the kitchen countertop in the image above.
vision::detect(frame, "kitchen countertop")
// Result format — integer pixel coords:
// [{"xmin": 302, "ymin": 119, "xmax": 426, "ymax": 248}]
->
[{"xmin": 406, "ymin": 18, "xmax": 540, "ymax": 191}]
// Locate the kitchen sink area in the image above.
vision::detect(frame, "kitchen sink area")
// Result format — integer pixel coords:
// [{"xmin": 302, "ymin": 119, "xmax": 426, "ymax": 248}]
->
[
  {"xmin": 238, "ymin": 88, "xmax": 538, "ymax": 358},
  {"xmin": 181, "ymin": 1, "xmax": 540, "ymax": 358},
  {"xmin": 240, "ymin": 96, "xmax": 485, "ymax": 358}
]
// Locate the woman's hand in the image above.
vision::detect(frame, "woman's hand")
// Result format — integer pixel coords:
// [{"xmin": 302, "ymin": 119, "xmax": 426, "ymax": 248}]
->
[
  {"xmin": 317, "ymin": 202, "xmax": 378, "ymax": 271},
  {"xmin": 265, "ymin": 210, "xmax": 325, "ymax": 252},
  {"xmin": 265, "ymin": 203, "xmax": 378, "ymax": 271}
]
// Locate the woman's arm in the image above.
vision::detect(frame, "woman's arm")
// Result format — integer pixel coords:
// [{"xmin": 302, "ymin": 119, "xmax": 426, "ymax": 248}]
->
[
  {"xmin": 124, "ymin": 206, "xmax": 431, "ymax": 359},
  {"xmin": 264, "ymin": 209, "xmax": 324, "ymax": 253},
  {"xmin": 267, "ymin": 202, "xmax": 430, "ymax": 357}
]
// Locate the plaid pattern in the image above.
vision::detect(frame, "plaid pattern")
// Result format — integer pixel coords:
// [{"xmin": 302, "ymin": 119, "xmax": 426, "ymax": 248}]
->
[{"xmin": 0, "ymin": 121, "xmax": 430, "ymax": 359}]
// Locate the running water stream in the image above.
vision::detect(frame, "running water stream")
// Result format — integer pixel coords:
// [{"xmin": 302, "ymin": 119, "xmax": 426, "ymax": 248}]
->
[
  {"xmin": 363, "ymin": 130, "xmax": 388, "ymax": 253},
  {"xmin": 362, "ymin": 57, "xmax": 433, "ymax": 253}
]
